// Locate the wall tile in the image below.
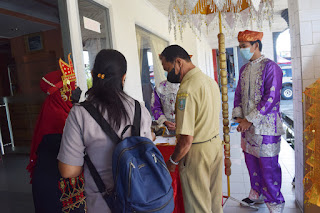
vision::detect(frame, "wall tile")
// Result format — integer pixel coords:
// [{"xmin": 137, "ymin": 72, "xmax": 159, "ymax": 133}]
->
[
  {"xmin": 299, "ymin": 0, "xmax": 312, "ymax": 10},
  {"xmin": 300, "ymin": 22, "xmax": 313, "ymax": 45},
  {"xmin": 315, "ymin": 67, "xmax": 320, "ymax": 79},
  {"xmin": 311, "ymin": 0, "xmax": 320, "ymax": 9},
  {"xmin": 299, "ymin": 10, "xmax": 320, "ymax": 22},
  {"xmin": 287, "ymin": 1, "xmax": 315, "ymax": 209},
  {"xmin": 301, "ymin": 44, "xmax": 320, "ymax": 57},
  {"xmin": 313, "ymin": 56, "xmax": 320, "ymax": 68},
  {"xmin": 313, "ymin": 32, "xmax": 320, "ymax": 44},
  {"xmin": 312, "ymin": 20, "xmax": 320, "ymax": 32},
  {"xmin": 299, "ymin": 0, "xmax": 320, "ymax": 10},
  {"xmin": 301, "ymin": 56, "xmax": 315, "ymax": 79}
]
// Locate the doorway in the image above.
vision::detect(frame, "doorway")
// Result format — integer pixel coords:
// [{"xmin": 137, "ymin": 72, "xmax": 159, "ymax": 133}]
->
[{"xmin": 0, "ymin": 0, "xmax": 69, "ymax": 152}]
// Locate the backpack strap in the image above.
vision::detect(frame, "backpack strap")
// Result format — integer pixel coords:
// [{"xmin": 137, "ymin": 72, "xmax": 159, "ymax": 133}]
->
[
  {"xmin": 132, "ymin": 100, "xmax": 141, "ymax": 136},
  {"xmin": 80, "ymin": 101, "xmax": 121, "ymax": 143},
  {"xmin": 120, "ymin": 125, "xmax": 133, "ymax": 140},
  {"xmin": 120, "ymin": 100, "xmax": 141, "ymax": 138},
  {"xmin": 80, "ymin": 101, "xmax": 121, "ymax": 195},
  {"xmin": 83, "ymin": 155, "xmax": 107, "ymax": 194}
]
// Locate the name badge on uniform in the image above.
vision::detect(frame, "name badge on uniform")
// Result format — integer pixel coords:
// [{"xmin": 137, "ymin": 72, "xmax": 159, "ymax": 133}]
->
[{"xmin": 177, "ymin": 93, "xmax": 188, "ymax": 111}]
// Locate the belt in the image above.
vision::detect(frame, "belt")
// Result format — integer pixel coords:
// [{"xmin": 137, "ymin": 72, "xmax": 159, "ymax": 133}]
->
[{"xmin": 192, "ymin": 134, "xmax": 219, "ymax": 145}]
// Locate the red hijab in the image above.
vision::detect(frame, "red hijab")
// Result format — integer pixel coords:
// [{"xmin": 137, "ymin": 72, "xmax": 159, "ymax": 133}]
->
[{"xmin": 27, "ymin": 55, "xmax": 76, "ymax": 179}]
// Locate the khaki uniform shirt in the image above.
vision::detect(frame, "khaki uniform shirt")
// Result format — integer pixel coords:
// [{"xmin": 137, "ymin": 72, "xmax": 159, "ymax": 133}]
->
[{"xmin": 175, "ymin": 67, "xmax": 221, "ymax": 143}]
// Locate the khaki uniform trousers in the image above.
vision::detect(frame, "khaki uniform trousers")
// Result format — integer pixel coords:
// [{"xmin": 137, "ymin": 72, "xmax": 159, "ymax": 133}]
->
[{"xmin": 179, "ymin": 137, "xmax": 223, "ymax": 213}]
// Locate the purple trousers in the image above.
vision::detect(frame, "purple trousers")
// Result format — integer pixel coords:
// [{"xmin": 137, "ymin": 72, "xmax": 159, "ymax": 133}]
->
[{"xmin": 244, "ymin": 152, "xmax": 285, "ymax": 210}]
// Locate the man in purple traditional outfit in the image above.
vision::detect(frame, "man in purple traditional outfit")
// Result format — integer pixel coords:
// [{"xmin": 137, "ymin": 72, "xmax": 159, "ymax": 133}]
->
[
  {"xmin": 151, "ymin": 54, "xmax": 181, "ymax": 135},
  {"xmin": 232, "ymin": 30, "xmax": 285, "ymax": 213}
]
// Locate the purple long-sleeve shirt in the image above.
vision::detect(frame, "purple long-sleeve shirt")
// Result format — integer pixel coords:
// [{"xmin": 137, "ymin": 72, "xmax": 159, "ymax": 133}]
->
[
  {"xmin": 232, "ymin": 56, "xmax": 285, "ymax": 158},
  {"xmin": 151, "ymin": 87, "xmax": 165, "ymax": 121},
  {"xmin": 233, "ymin": 56, "xmax": 285, "ymax": 136}
]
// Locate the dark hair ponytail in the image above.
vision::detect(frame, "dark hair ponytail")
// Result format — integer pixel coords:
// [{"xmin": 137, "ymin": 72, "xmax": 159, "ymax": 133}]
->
[{"xmin": 86, "ymin": 49, "xmax": 130, "ymax": 130}]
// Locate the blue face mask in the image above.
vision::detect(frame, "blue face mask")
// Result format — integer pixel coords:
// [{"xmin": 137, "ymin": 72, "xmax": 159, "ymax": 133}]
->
[{"xmin": 240, "ymin": 47, "xmax": 254, "ymax": 61}]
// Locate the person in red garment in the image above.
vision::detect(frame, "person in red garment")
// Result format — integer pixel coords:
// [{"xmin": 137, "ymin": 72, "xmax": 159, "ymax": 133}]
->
[{"xmin": 27, "ymin": 54, "xmax": 86, "ymax": 213}]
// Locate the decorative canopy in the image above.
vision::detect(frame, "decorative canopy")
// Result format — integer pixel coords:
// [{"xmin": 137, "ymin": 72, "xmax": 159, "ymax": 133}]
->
[{"xmin": 169, "ymin": 0, "xmax": 274, "ymax": 38}]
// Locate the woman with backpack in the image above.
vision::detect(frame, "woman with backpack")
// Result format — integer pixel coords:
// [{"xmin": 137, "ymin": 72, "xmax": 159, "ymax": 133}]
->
[{"xmin": 57, "ymin": 49, "xmax": 156, "ymax": 212}]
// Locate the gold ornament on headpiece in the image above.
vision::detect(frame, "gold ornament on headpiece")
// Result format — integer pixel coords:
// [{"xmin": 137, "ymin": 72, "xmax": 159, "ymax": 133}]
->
[{"xmin": 59, "ymin": 53, "xmax": 76, "ymax": 101}]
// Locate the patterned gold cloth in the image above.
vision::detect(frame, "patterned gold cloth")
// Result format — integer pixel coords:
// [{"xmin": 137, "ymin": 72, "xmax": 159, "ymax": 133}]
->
[{"xmin": 304, "ymin": 78, "xmax": 320, "ymax": 207}]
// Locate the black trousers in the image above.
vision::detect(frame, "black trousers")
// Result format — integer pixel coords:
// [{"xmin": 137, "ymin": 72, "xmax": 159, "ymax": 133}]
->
[{"xmin": 32, "ymin": 134, "xmax": 86, "ymax": 213}]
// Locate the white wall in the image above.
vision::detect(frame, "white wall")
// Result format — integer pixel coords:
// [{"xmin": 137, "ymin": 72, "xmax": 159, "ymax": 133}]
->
[
  {"xmin": 288, "ymin": 0, "xmax": 320, "ymax": 211},
  {"xmin": 195, "ymin": 36, "xmax": 215, "ymax": 79},
  {"xmin": 261, "ymin": 31, "xmax": 274, "ymax": 60},
  {"xmin": 67, "ymin": 0, "xmax": 214, "ymax": 101},
  {"xmin": 93, "ymin": 0, "xmax": 170, "ymax": 101},
  {"xmin": 173, "ymin": 27, "xmax": 215, "ymax": 79}
]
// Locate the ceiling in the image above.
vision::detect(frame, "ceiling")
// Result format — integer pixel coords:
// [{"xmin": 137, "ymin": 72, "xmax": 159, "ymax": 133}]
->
[
  {"xmin": 147, "ymin": 0, "xmax": 289, "ymax": 48},
  {"xmin": 0, "ymin": 0, "xmax": 59, "ymax": 39},
  {"xmin": 0, "ymin": 13, "xmax": 56, "ymax": 39}
]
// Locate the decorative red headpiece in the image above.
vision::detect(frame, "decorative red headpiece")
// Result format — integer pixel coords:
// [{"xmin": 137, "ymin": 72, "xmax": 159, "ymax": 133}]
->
[
  {"xmin": 238, "ymin": 30, "xmax": 264, "ymax": 42},
  {"xmin": 58, "ymin": 53, "xmax": 76, "ymax": 101},
  {"xmin": 42, "ymin": 53, "xmax": 76, "ymax": 101},
  {"xmin": 59, "ymin": 53, "xmax": 76, "ymax": 84}
]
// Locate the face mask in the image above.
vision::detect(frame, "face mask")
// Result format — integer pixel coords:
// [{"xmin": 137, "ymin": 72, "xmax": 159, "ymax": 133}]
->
[
  {"xmin": 167, "ymin": 68, "xmax": 181, "ymax": 83},
  {"xmin": 240, "ymin": 47, "xmax": 254, "ymax": 61}
]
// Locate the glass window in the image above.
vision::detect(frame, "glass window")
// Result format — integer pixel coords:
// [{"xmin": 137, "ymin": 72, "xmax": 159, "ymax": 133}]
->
[
  {"xmin": 282, "ymin": 68, "xmax": 292, "ymax": 77},
  {"xmin": 135, "ymin": 26, "xmax": 168, "ymax": 112},
  {"xmin": 78, "ymin": 0, "xmax": 112, "ymax": 88}
]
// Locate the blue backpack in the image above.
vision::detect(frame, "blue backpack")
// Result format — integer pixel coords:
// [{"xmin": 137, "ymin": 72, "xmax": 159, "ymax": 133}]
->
[{"xmin": 81, "ymin": 100, "xmax": 174, "ymax": 213}]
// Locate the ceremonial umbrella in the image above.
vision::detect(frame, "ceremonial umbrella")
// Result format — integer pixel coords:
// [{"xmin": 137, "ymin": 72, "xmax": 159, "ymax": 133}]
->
[{"xmin": 168, "ymin": 0, "xmax": 275, "ymax": 208}]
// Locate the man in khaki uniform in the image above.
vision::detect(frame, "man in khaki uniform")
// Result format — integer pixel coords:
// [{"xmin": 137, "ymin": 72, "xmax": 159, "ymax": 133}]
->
[{"xmin": 160, "ymin": 45, "xmax": 223, "ymax": 213}]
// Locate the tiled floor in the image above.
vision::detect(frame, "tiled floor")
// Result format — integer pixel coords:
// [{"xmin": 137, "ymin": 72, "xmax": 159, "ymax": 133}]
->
[
  {"xmin": 280, "ymin": 99, "xmax": 293, "ymax": 121},
  {"xmin": 222, "ymin": 132, "xmax": 301, "ymax": 212},
  {"xmin": 0, "ymin": 154, "xmax": 34, "ymax": 213},
  {"xmin": 0, "ymin": 141, "xmax": 302, "ymax": 213},
  {"xmin": 223, "ymin": 90, "xmax": 301, "ymax": 212}
]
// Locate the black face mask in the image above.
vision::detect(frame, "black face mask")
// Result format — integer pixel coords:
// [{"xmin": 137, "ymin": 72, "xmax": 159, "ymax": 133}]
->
[{"xmin": 167, "ymin": 68, "xmax": 181, "ymax": 83}]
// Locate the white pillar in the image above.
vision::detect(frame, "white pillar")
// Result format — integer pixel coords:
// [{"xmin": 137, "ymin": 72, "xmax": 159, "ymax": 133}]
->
[
  {"xmin": 288, "ymin": 0, "xmax": 320, "ymax": 211},
  {"xmin": 233, "ymin": 46, "xmax": 239, "ymax": 87},
  {"xmin": 66, "ymin": 0, "xmax": 88, "ymax": 97}
]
